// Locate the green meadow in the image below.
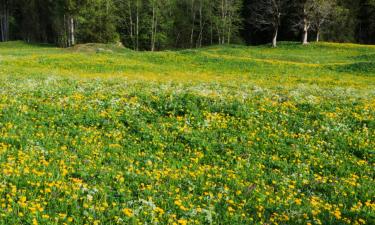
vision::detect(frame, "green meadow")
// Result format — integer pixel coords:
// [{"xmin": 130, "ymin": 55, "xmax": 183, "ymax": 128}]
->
[{"xmin": 0, "ymin": 41, "xmax": 374, "ymax": 225}]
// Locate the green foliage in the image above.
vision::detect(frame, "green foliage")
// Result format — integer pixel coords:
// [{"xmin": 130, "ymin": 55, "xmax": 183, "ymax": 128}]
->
[
  {"xmin": 2, "ymin": 0, "xmax": 375, "ymax": 47},
  {"xmin": 0, "ymin": 41, "xmax": 374, "ymax": 224},
  {"xmin": 115, "ymin": 0, "xmax": 243, "ymax": 50},
  {"xmin": 322, "ymin": 2, "xmax": 357, "ymax": 42},
  {"xmin": 77, "ymin": 0, "xmax": 118, "ymax": 43}
]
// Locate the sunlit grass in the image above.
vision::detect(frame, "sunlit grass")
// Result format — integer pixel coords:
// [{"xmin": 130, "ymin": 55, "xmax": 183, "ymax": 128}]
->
[{"xmin": 0, "ymin": 41, "xmax": 374, "ymax": 224}]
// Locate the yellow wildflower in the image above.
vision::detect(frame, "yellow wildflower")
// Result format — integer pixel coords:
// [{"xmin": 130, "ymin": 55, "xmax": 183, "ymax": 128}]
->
[{"xmin": 122, "ymin": 208, "xmax": 133, "ymax": 217}]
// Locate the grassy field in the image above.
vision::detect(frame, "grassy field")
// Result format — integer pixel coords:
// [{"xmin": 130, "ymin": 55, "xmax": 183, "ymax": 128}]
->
[{"xmin": 0, "ymin": 41, "xmax": 374, "ymax": 225}]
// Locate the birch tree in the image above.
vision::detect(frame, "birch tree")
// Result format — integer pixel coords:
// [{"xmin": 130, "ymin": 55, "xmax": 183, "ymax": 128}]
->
[
  {"xmin": 292, "ymin": 0, "xmax": 315, "ymax": 45},
  {"xmin": 116, "ymin": 0, "xmax": 143, "ymax": 50},
  {"xmin": 248, "ymin": 0, "xmax": 287, "ymax": 47},
  {"xmin": 301, "ymin": 1, "xmax": 313, "ymax": 45},
  {"xmin": 53, "ymin": 0, "xmax": 87, "ymax": 47},
  {"xmin": 187, "ymin": 0, "xmax": 209, "ymax": 48},
  {"xmin": 310, "ymin": 0, "xmax": 335, "ymax": 42},
  {"xmin": 292, "ymin": 0, "xmax": 335, "ymax": 44},
  {"xmin": 215, "ymin": 0, "xmax": 242, "ymax": 45}
]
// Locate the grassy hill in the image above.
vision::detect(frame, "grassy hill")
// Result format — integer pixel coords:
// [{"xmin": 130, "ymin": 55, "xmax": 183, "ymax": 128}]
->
[{"xmin": 0, "ymin": 41, "xmax": 374, "ymax": 224}]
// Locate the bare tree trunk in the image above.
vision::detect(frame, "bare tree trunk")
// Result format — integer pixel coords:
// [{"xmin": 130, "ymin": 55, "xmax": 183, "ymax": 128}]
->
[
  {"xmin": 0, "ymin": 12, "xmax": 4, "ymax": 41},
  {"xmin": 136, "ymin": 0, "xmax": 139, "ymax": 51},
  {"xmin": 190, "ymin": 0, "xmax": 196, "ymax": 48},
  {"xmin": 303, "ymin": 23, "xmax": 308, "ymax": 45},
  {"xmin": 0, "ymin": 0, "xmax": 9, "ymax": 42},
  {"xmin": 316, "ymin": 27, "xmax": 320, "ymax": 42},
  {"xmin": 302, "ymin": 14, "xmax": 309, "ymax": 45},
  {"xmin": 64, "ymin": 15, "xmax": 75, "ymax": 47},
  {"xmin": 216, "ymin": 24, "xmax": 221, "ymax": 44},
  {"xmin": 272, "ymin": 27, "xmax": 278, "ymax": 48},
  {"xmin": 210, "ymin": 20, "xmax": 213, "ymax": 45},
  {"xmin": 175, "ymin": 32, "xmax": 180, "ymax": 47},
  {"xmin": 63, "ymin": 14, "xmax": 67, "ymax": 47},
  {"xmin": 154, "ymin": 10, "xmax": 158, "ymax": 51},
  {"xmin": 151, "ymin": 1, "xmax": 155, "ymax": 51},
  {"xmin": 0, "ymin": 0, "xmax": 4, "ymax": 41},
  {"xmin": 226, "ymin": 0, "xmax": 231, "ymax": 44},
  {"xmin": 128, "ymin": 0, "xmax": 134, "ymax": 49},
  {"xmin": 227, "ymin": 13, "xmax": 231, "ymax": 44},
  {"xmin": 197, "ymin": 0, "xmax": 203, "ymax": 48},
  {"xmin": 64, "ymin": 14, "xmax": 70, "ymax": 47},
  {"xmin": 70, "ymin": 17, "xmax": 75, "ymax": 46},
  {"xmin": 221, "ymin": 0, "xmax": 226, "ymax": 44}
]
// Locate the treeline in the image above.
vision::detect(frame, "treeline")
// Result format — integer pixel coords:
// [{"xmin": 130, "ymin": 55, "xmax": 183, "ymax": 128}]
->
[{"xmin": 0, "ymin": 0, "xmax": 374, "ymax": 50}]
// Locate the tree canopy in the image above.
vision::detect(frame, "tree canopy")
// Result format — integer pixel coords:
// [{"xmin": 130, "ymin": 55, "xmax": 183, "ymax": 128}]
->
[{"xmin": 0, "ymin": 0, "xmax": 374, "ymax": 49}]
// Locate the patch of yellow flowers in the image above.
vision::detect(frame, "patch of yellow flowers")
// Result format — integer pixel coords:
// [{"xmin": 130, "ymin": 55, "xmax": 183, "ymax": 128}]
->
[{"xmin": 0, "ymin": 42, "xmax": 374, "ymax": 224}]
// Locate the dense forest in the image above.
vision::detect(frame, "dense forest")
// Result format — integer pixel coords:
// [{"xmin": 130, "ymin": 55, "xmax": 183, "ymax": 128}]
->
[{"xmin": 1, "ymin": 0, "xmax": 374, "ymax": 50}]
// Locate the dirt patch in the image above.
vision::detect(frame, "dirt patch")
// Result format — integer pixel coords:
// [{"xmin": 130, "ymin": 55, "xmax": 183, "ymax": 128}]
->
[{"xmin": 68, "ymin": 43, "xmax": 126, "ymax": 53}]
